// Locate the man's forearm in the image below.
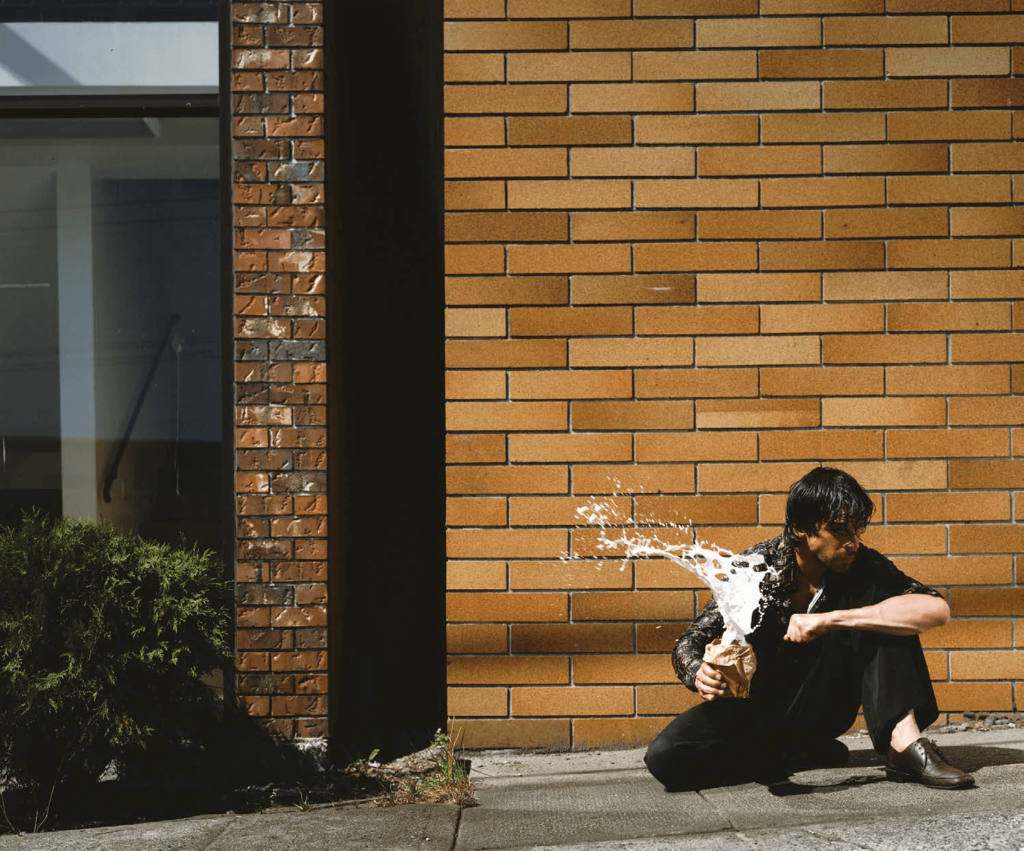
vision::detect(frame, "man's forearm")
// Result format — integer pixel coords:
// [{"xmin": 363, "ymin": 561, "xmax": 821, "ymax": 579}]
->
[{"xmin": 785, "ymin": 593, "xmax": 950, "ymax": 643}]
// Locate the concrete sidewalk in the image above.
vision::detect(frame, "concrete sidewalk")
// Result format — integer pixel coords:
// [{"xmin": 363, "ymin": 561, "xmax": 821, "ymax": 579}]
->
[{"xmin": 3, "ymin": 726, "xmax": 1022, "ymax": 850}]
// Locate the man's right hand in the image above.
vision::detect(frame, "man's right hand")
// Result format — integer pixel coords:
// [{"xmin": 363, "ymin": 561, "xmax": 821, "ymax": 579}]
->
[{"xmin": 695, "ymin": 662, "xmax": 728, "ymax": 701}]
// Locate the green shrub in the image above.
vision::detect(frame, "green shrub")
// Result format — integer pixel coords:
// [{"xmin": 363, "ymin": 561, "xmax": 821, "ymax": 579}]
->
[{"xmin": 0, "ymin": 513, "xmax": 231, "ymax": 805}]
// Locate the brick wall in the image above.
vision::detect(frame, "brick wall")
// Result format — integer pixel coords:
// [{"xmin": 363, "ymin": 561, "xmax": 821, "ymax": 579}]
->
[
  {"xmin": 444, "ymin": 1, "xmax": 1024, "ymax": 749},
  {"xmin": 231, "ymin": 0, "xmax": 327, "ymax": 740}
]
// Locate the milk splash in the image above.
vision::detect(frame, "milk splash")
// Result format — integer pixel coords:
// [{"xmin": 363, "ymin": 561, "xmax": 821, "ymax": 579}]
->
[{"xmin": 575, "ymin": 497, "xmax": 778, "ymax": 645}]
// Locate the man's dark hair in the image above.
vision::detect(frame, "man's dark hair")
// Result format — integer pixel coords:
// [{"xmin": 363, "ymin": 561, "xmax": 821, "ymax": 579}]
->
[{"xmin": 784, "ymin": 466, "xmax": 875, "ymax": 542}]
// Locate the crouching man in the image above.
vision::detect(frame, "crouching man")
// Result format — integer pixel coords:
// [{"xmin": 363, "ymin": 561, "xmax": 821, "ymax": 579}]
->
[{"xmin": 645, "ymin": 466, "xmax": 973, "ymax": 790}]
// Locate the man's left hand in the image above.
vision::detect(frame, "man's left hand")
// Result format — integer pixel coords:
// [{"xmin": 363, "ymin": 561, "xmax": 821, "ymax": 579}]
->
[{"xmin": 784, "ymin": 612, "xmax": 832, "ymax": 643}]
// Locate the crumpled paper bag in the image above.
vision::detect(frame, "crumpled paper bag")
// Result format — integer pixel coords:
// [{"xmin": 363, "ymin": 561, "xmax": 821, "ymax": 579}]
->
[{"xmin": 702, "ymin": 638, "xmax": 757, "ymax": 699}]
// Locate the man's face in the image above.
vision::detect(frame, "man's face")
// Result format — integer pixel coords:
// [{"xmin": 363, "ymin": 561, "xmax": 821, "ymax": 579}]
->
[{"xmin": 797, "ymin": 519, "xmax": 864, "ymax": 574}]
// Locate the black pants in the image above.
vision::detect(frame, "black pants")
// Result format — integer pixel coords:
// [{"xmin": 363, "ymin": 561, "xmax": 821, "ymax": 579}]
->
[{"xmin": 644, "ymin": 629, "xmax": 939, "ymax": 790}]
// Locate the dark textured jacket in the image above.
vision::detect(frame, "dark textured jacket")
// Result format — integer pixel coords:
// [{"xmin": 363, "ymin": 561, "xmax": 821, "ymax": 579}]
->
[{"xmin": 672, "ymin": 533, "xmax": 942, "ymax": 693}]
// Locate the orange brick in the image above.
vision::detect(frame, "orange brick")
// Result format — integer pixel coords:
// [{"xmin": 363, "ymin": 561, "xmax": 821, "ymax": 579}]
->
[
  {"xmin": 890, "ymin": 303, "xmax": 1011, "ymax": 333},
  {"xmin": 837, "ymin": 460, "xmax": 948, "ymax": 490},
  {"xmin": 762, "ymin": 303, "xmax": 883, "ymax": 334},
  {"xmin": 634, "ymin": 49, "xmax": 757, "ymax": 81},
  {"xmin": 823, "ymin": 80, "xmax": 947, "ymax": 110},
  {"xmin": 636, "ymin": 432, "xmax": 758, "ymax": 462},
  {"xmin": 890, "ymin": 492, "xmax": 1010, "ymax": 524},
  {"xmin": 951, "ymin": 651, "xmax": 1024, "ymax": 680},
  {"xmin": 697, "ymin": 461, "xmax": 815, "ymax": 493},
  {"xmin": 760, "ymin": 48, "xmax": 882, "ymax": 79},
  {"xmin": 446, "ymin": 275, "xmax": 568, "ymax": 306},
  {"xmin": 446, "ymin": 401, "xmax": 566, "ymax": 431},
  {"xmin": 890, "ymin": 239, "xmax": 1012, "ymax": 269},
  {"xmin": 823, "ymin": 333, "xmax": 947, "ymax": 365},
  {"xmin": 572, "ymin": 400, "xmax": 695, "ymax": 431},
  {"xmin": 954, "ymin": 13, "xmax": 1024, "ymax": 43},
  {"xmin": 953, "ymin": 207, "xmax": 1024, "ymax": 237},
  {"xmin": 508, "ymin": 51, "xmax": 631, "ymax": 82},
  {"xmin": 509, "ymin": 0, "xmax": 631, "ymax": 15},
  {"xmin": 575, "ymin": 590, "xmax": 695, "ymax": 622},
  {"xmin": 447, "ymin": 624, "xmax": 507, "ymax": 654},
  {"xmin": 889, "ymin": 0, "xmax": 1004, "ymax": 9},
  {"xmin": 446, "ymin": 309, "xmax": 506, "ymax": 338},
  {"xmin": 825, "ymin": 144, "xmax": 948, "ymax": 175},
  {"xmin": 635, "ymin": 242, "xmax": 758, "ymax": 272},
  {"xmin": 697, "ymin": 335, "xmax": 820, "ymax": 367},
  {"xmin": 447, "ymin": 433, "xmax": 507, "ymax": 463},
  {"xmin": 909, "ymin": 552, "xmax": 1010, "ymax": 586},
  {"xmin": 954, "ymin": 142, "xmax": 1024, "ymax": 173},
  {"xmin": 760, "ymin": 240, "xmax": 885, "ymax": 271},
  {"xmin": 952, "ymin": 332, "xmax": 1024, "ymax": 363},
  {"xmin": 635, "ymin": 305, "xmax": 759, "ymax": 335},
  {"xmin": 509, "ymin": 241, "xmax": 630, "ymax": 274},
  {"xmin": 445, "ymin": 53, "xmax": 506, "ymax": 83},
  {"xmin": 446, "ymin": 339, "xmax": 566, "ymax": 368},
  {"xmin": 512, "ymin": 686, "xmax": 634, "ymax": 717},
  {"xmin": 824, "ymin": 15, "xmax": 948, "ymax": 46},
  {"xmin": 951, "ymin": 459, "xmax": 1024, "ymax": 489},
  {"xmin": 636, "ymin": 115, "xmax": 759, "ymax": 145},
  {"xmin": 447, "ymin": 497, "xmax": 507, "ymax": 527},
  {"xmin": 824, "ymin": 271, "xmax": 947, "ymax": 301},
  {"xmin": 447, "ymin": 561, "xmax": 508, "ymax": 591},
  {"xmin": 573, "ymin": 717, "xmax": 671, "ymax": 749},
  {"xmin": 447, "ymin": 212, "xmax": 567, "ymax": 243},
  {"xmin": 697, "ymin": 17, "xmax": 820, "ymax": 48},
  {"xmin": 888, "ymin": 365, "xmax": 1009, "ymax": 396},
  {"xmin": 511, "ymin": 622, "xmax": 633, "ymax": 651},
  {"xmin": 888, "ymin": 111, "xmax": 1011, "ymax": 142},
  {"xmin": 952, "ymin": 79, "xmax": 1024, "ymax": 109},
  {"xmin": 571, "ymin": 82, "xmax": 695, "ymax": 113},
  {"xmin": 761, "ymin": 176, "xmax": 884, "ymax": 208},
  {"xmin": 696, "ymin": 399, "xmax": 820, "ymax": 429},
  {"xmin": 445, "ymin": 84, "xmax": 566, "ymax": 114},
  {"xmin": 570, "ymin": 19, "xmax": 694, "ymax": 50},
  {"xmin": 447, "ymin": 528, "xmax": 568, "ymax": 559},
  {"xmin": 696, "ymin": 81, "xmax": 820, "ymax": 112},
  {"xmin": 635, "ymin": 178, "xmax": 759, "ymax": 209},
  {"xmin": 861, "ymin": 524, "xmax": 946, "ymax": 555},
  {"xmin": 508, "ymin": 433, "xmax": 633, "ymax": 462},
  {"xmin": 888, "ymin": 175, "xmax": 1010, "ymax": 206},
  {"xmin": 573, "ymin": 654, "xmax": 677, "ymax": 684},
  {"xmin": 510, "ymin": 562, "xmax": 633, "ymax": 591},
  {"xmin": 446, "ymin": 179, "xmax": 505, "ymax": 210},
  {"xmin": 634, "ymin": 495, "xmax": 758, "ymax": 525},
  {"xmin": 445, "ymin": 117, "xmax": 505, "ymax": 147},
  {"xmin": 570, "ymin": 337, "xmax": 694, "ymax": 367},
  {"xmin": 445, "ymin": 20, "xmax": 567, "ymax": 51},
  {"xmin": 508, "ymin": 179, "xmax": 631, "ymax": 209},
  {"xmin": 448, "ymin": 656, "xmax": 569, "ymax": 684},
  {"xmin": 760, "ymin": 429, "xmax": 884, "ymax": 461},
  {"xmin": 888, "ymin": 46, "xmax": 1009, "ymax": 77},
  {"xmin": 508, "ymin": 115, "xmax": 632, "ymax": 146},
  {"xmin": 447, "ymin": 465, "xmax": 568, "ymax": 494},
  {"xmin": 695, "ymin": 526, "xmax": 775, "ymax": 553},
  {"xmin": 447, "ymin": 687, "xmax": 508, "ymax": 718},
  {"xmin": 571, "ymin": 274, "xmax": 696, "ymax": 305},
  {"xmin": 572, "ymin": 463, "xmax": 695, "ymax": 495},
  {"xmin": 509, "ymin": 306, "xmax": 632, "ymax": 335},
  {"xmin": 445, "ymin": 0, "xmax": 506, "ymax": 18},
  {"xmin": 951, "ymin": 587, "xmax": 1024, "ymax": 617},
  {"xmin": 699, "ymin": 146, "xmax": 820, "ymax": 177},
  {"xmin": 951, "ymin": 397, "xmax": 1024, "ymax": 426},
  {"xmin": 446, "ymin": 244, "xmax": 504, "ymax": 275},
  {"xmin": 888, "ymin": 428, "xmax": 1009, "ymax": 460},
  {"xmin": 951, "ymin": 270, "xmax": 1024, "ymax": 299},
  {"xmin": 635, "ymin": 367, "xmax": 758, "ymax": 398},
  {"xmin": 455, "ymin": 719, "xmax": 570, "ymax": 748},
  {"xmin": 933, "ymin": 682, "xmax": 1013, "ymax": 712},
  {"xmin": 446, "ymin": 148, "xmax": 566, "ymax": 179},
  {"xmin": 760, "ymin": 367, "xmax": 884, "ymax": 397},
  {"xmin": 572, "ymin": 147, "xmax": 695, "ymax": 178},
  {"xmin": 699, "ymin": 272, "xmax": 820, "ymax": 303},
  {"xmin": 448, "ymin": 591, "xmax": 568, "ymax": 622},
  {"xmin": 823, "ymin": 397, "xmax": 946, "ymax": 427},
  {"xmin": 763, "ymin": 113, "xmax": 885, "ymax": 145},
  {"xmin": 637, "ymin": 0, "xmax": 756, "ymax": 13},
  {"xmin": 825, "ymin": 208, "xmax": 947, "ymax": 239},
  {"xmin": 637, "ymin": 685, "xmax": 702, "ymax": 716},
  {"xmin": 572, "ymin": 212, "xmax": 695, "ymax": 242},
  {"xmin": 635, "ymin": 561, "xmax": 705, "ymax": 590},
  {"xmin": 510, "ymin": 369, "xmax": 631, "ymax": 399}
]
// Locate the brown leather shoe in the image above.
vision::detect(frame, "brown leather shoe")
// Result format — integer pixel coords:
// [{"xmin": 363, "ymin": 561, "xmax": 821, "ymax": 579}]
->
[{"xmin": 886, "ymin": 738, "xmax": 975, "ymax": 789}]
